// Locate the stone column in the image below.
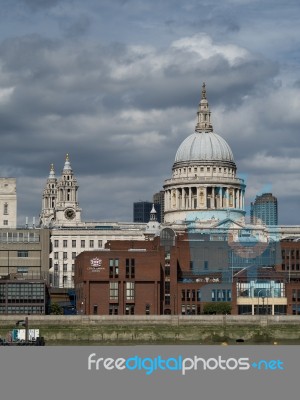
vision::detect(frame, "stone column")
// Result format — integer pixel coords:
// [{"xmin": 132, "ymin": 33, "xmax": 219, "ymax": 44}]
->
[
  {"xmin": 220, "ymin": 187, "xmax": 223, "ymax": 208},
  {"xmin": 212, "ymin": 187, "xmax": 215, "ymax": 209},
  {"xmin": 176, "ymin": 188, "xmax": 180, "ymax": 210},
  {"xmin": 189, "ymin": 187, "xmax": 192, "ymax": 209},
  {"xmin": 182, "ymin": 188, "xmax": 185, "ymax": 209}
]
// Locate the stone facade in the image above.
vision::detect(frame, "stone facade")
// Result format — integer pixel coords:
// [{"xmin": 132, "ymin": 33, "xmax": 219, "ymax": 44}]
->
[
  {"xmin": 164, "ymin": 83, "xmax": 245, "ymax": 225},
  {"xmin": 0, "ymin": 178, "xmax": 17, "ymax": 229}
]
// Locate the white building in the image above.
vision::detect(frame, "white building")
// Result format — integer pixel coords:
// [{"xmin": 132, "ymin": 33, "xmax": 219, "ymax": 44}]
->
[
  {"xmin": 164, "ymin": 83, "xmax": 245, "ymax": 226},
  {"xmin": 0, "ymin": 178, "xmax": 17, "ymax": 228}
]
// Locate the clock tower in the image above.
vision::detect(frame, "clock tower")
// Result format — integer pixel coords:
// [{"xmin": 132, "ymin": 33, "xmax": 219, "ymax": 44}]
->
[{"xmin": 55, "ymin": 154, "xmax": 82, "ymax": 225}]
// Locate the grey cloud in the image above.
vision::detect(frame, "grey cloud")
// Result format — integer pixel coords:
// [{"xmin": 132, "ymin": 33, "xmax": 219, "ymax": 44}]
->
[
  {"xmin": 21, "ymin": 0, "xmax": 62, "ymax": 10},
  {"xmin": 0, "ymin": 29, "xmax": 298, "ymax": 224},
  {"xmin": 60, "ymin": 15, "xmax": 91, "ymax": 38}
]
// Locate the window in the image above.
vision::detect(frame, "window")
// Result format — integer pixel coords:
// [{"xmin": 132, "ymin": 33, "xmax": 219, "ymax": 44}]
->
[
  {"xmin": 63, "ymin": 276, "xmax": 68, "ymax": 286},
  {"xmin": 17, "ymin": 251, "xmax": 28, "ymax": 258},
  {"xmin": 192, "ymin": 290, "xmax": 196, "ymax": 301},
  {"xmin": 165, "ymin": 281, "xmax": 170, "ymax": 294},
  {"xmin": 54, "ymin": 252, "xmax": 58, "ymax": 260},
  {"xmin": 81, "ymin": 240, "xmax": 85, "ymax": 248},
  {"xmin": 145, "ymin": 304, "xmax": 150, "ymax": 315},
  {"xmin": 197, "ymin": 289, "xmax": 201, "ymax": 301},
  {"xmin": 98, "ymin": 240, "xmax": 103, "ymax": 248},
  {"xmin": 63, "ymin": 252, "xmax": 68, "ymax": 259},
  {"xmin": 54, "ymin": 240, "xmax": 59, "ymax": 247},
  {"xmin": 109, "ymin": 259, "xmax": 119, "ymax": 278},
  {"xmin": 93, "ymin": 305, "xmax": 98, "ymax": 315},
  {"xmin": 72, "ymin": 240, "xmax": 76, "ymax": 248},
  {"xmin": 109, "ymin": 304, "xmax": 118, "ymax": 315},
  {"xmin": 3, "ymin": 220, "xmax": 8, "ymax": 226},
  {"xmin": 3, "ymin": 203, "xmax": 8, "ymax": 215},
  {"xmin": 125, "ymin": 304, "xmax": 134, "ymax": 315},
  {"xmin": 126, "ymin": 258, "xmax": 135, "ymax": 278},
  {"xmin": 72, "ymin": 252, "xmax": 76, "ymax": 259},
  {"xmin": 165, "ymin": 294, "xmax": 170, "ymax": 305},
  {"xmin": 63, "ymin": 264, "xmax": 68, "ymax": 272},
  {"xmin": 63, "ymin": 240, "xmax": 68, "ymax": 248},
  {"xmin": 126, "ymin": 282, "xmax": 135, "ymax": 301},
  {"xmin": 17, "ymin": 267, "xmax": 28, "ymax": 274},
  {"xmin": 89, "ymin": 240, "xmax": 94, "ymax": 248},
  {"xmin": 109, "ymin": 282, "xmax": 118, "ymax": 300}
]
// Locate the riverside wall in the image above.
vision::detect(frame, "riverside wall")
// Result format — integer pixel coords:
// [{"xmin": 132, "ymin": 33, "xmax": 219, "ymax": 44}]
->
[{"xmin": 1, "ymin": 315, "xmax": 300, "ymax": 343}]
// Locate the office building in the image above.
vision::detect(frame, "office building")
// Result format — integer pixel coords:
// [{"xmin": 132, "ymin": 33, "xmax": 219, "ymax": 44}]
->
[
  {"xmin": 0, "ymin": 228, "xmax": 50, "ymax": 279},
  {"xmin": 250, "ymin": 193, "xmax": 278, "ymax": 225},
  {"xmin": 153, "ymin": 190, "xmax": 164, "ymax": 222},
  {"xmin": 133, "ymin": 201, "xmax": 153, "ymax": 223}
]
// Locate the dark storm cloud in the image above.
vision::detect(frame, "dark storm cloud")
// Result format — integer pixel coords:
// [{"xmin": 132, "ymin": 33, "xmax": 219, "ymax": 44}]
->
[
  {"xmin": 59, "ymin": 15, "xmax": 91, "ymax": 38},
  {"xmin": 21, "ymin": 0, "xmax": 63, "ymax": 10},
  {"xmin": 0, "ymin": 0, "xmax": 300, "ymax": 224},
  {"xmin": 0, "ymin": 33, "xmax": 285, "ymax": 177}
]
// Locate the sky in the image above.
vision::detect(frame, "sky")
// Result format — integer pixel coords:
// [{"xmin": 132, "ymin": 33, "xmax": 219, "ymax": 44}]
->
[{"xmin": 1, "ymin": 0, "xmax": 300, "ymax": 225}]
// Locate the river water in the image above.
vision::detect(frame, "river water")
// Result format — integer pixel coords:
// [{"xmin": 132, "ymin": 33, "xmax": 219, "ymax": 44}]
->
[{"xmin": 46, "ymin": 339, "xmax": 300, "ymax": 346}]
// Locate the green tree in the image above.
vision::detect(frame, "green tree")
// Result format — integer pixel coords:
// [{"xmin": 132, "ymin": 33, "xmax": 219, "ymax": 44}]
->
[
  {"xmin": 203, "ymin": 302, "xmax": 231, "ymax": 315},
  {"xmin": 50, "ymin": 303, "xmax": 63, "ymax": 315}
]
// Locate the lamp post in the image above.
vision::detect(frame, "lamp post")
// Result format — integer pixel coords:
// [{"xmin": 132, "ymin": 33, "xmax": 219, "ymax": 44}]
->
[
  {"xmin": 257, "ymin": 289, "xmax": 271, "ymax": 315},
  {"xmin": 257, "ymin": 289, "xmax": 266, "ymax": 315}
]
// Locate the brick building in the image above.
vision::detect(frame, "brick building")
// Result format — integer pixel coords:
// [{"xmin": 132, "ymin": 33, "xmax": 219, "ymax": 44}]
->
[
  {"xmin": 75, "ymin": 228, "xmax": 300, "ymax": 316},
  {"xmin": 75, "ymin": 228, "xmax": 235, "ymax": 315}
]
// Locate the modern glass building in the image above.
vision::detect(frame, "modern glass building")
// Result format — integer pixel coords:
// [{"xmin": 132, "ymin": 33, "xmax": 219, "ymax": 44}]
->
[
  {"xmin": 133, "ymin": 201, "xmax": 153, "ymax": 223},
  {"xmin": 250, "ymin": 193, "xmax": 278, "ymax": 225}
]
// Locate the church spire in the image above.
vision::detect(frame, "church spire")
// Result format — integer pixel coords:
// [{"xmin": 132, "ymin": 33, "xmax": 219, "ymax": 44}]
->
[
  {"xmin": 49, "ymin": 163, "xmax": 56, "ymax": 179},
  {"xmin": 195, "ymin": 82, "xmax": 213, "ymax": 133},
  {"xmin": 63, "ymin": 153, "xmax": 72, "ymax": 171},
  {"xmin": 150, "ymin": 204, "xmax": 157, "ymax": 221}
]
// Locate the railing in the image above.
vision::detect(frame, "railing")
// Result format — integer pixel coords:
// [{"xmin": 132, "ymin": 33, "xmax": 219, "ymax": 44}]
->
[{"xmin": 164, "ymin": 176, "xmax": 245, "ymax": 185}]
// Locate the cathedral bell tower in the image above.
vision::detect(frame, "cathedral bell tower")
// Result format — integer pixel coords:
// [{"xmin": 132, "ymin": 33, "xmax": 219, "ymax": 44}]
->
[
  {"xmin": 39, "ymin": 164, "xmax": 57, "ymax": 227},
  {"xmin": 55, "ymin": 154, "xmax": 82, "ymax": 225}
]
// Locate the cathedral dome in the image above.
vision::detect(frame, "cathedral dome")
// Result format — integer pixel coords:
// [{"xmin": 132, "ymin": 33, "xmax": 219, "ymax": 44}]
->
[{"xmin": 174, "ymin": 131, "xmax": 234, "ymax": 164}]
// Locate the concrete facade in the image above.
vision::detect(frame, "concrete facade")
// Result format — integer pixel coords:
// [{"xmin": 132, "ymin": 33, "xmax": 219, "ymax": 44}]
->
[
  {"xmin": 0, "ymin": 228, "xmax": 50, "ymax": 279},
  {"xmin": 49, "ymin": 222, "xmax": 147, "ymax": 289}
]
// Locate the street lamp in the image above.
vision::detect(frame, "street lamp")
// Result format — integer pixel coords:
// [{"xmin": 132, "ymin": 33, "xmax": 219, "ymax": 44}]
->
[{"xmin": 257, "ymin": 289, "xmax": 266, "ymax": 315}]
